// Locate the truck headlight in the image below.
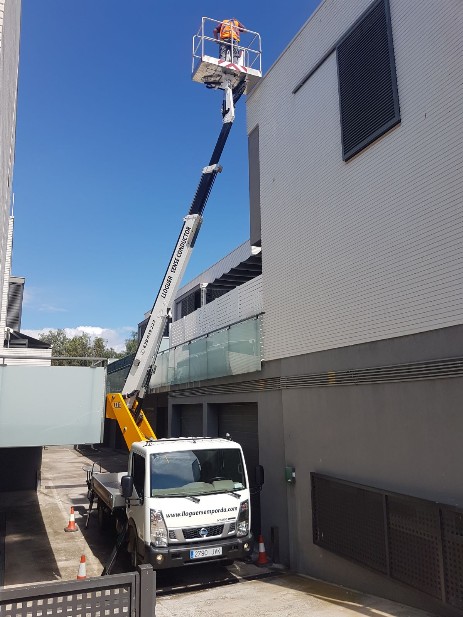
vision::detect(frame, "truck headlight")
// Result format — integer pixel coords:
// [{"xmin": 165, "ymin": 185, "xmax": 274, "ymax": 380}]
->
[
  {"xmin": 150, "ymin": 509, "xmax": 168, "ymax": 547},
  {"xmin": 237, "ymin": 500, "xmax": 249, "ymax": 537}
]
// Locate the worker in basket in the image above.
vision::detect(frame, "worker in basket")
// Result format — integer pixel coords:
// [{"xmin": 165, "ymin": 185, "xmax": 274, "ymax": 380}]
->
[{"xmin": 213, "ymin": 18, "xmax": 245, "ymax": 63}]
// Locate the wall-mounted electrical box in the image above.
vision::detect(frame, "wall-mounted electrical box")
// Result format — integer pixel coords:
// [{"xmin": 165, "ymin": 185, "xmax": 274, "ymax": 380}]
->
[{"xmin": 285, "ymin": 466, "xmax": 296, "ymax": 484}]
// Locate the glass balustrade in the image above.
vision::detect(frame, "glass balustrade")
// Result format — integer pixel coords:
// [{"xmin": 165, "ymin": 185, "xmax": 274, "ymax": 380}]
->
[{"xmin": 151, "ymin": 315, "xmax": 262, "ymax": 388}]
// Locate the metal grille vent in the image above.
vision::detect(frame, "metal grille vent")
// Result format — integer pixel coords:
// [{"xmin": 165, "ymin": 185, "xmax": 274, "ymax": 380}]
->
[
  {"xmin": 312, "ymin": 476, "xmax": 387, "ymax": 573},
  {"xmin": 312, "ymin": 474, "xmax": 463, "ymax": 610},
  {"xmin": 183, "ymin": 524, "xmax": 224, "ymax": 539},
  {"xmin": 337, "ymin": 0, "xmax": 400, "ymax": 160},
  {"xmin": 442, "ymin": 510, "xmax": 463, "ymax": 609},
  {"xmin": 181, "ymin": 290, "xmax": 200, "ymax": 318},
  {"xmin": 282, "ymin": 358, "xmax": 463, "ymax": 389},
  {"xmin": 206, "ymin": 288, "xmax": 228, "ymax": 303},
  {"xmin": 388, "ymin": 496, "xmax": 442, "ymax": 598},
  {"xmin": 169, "ymin": 377, "xmax": 282, "ymax": 398}
]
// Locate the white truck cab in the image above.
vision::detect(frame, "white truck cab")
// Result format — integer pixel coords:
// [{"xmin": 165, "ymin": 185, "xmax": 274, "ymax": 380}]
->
[{"xmin": 120, "ymin": 437, "xmax": 255, "ymax": 568}]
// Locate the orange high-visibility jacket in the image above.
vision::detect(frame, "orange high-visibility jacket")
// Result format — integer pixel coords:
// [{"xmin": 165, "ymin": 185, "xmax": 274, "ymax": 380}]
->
[{"xmin": 219, "ymin": 19, "xmax": 241, "ymax": 42}]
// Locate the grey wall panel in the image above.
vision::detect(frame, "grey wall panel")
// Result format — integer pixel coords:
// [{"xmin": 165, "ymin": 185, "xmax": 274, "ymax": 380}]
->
[
  {"xmin": 247, "ymin": 0, "xmax": 463, "ymax": 362},
  {"xmin": 0, "ymin": 366, "xmax": 106, "ymax": 447},
  {"xmin": 279, "ymin": 375, "xmax": 463, "ymax": 615},
  {"xmin": 162, "ymin": 323, "xmax": 463, "ymax": 613},
  {"xmin": 257, "ymin": 388, "xmax": 290, "ymax": 565}
]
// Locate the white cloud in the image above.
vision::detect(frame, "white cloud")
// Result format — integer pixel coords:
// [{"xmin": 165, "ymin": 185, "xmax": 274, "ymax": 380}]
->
[
  {"xmin": 21, "ymin": 325, "xmax": 135, "ymax": 353},
  {"xmin": 38, "ymin": 304, "xmax": 67, "ymax": 313}
]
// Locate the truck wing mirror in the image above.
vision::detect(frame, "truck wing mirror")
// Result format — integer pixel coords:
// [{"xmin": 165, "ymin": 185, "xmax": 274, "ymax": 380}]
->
[
  {"xmin": 121, "ymin": 475, "xmax": 134, "ymax": 499},
  {"xmin": 255, "ymin": 464, "xmax": 264, "ymax": 488}
]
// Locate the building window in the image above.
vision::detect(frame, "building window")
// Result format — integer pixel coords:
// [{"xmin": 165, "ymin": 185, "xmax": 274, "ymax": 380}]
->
[{"xmin": 337, "ymin": 0, "xmax": 400, "ymax": 161}]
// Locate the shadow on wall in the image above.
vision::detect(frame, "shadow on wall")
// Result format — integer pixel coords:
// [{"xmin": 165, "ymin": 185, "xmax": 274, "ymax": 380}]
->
[
  {"xmin": 1, "ymin": 490, "xmax": 58, "ymax": 586},
  {"xmin": 0, "ymin": 447, "xmax": 42, "ymax": 491}
]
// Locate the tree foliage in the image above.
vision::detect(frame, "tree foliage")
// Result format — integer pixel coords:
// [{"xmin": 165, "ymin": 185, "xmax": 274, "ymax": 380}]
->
[
  {"xmin": 38, "ymin": 329, "xmax": 137, "ymax": 366},
  {"xmin": 125, "ymin": 331, "xmax": 139, "ymax": 355}
]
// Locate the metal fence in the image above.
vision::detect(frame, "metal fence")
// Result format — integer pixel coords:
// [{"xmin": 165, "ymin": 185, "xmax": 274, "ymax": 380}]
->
[
  {"xmin": 0, "ymin": 564, "xmax": 155, "ymax": 617},
  {"xmin": 312, "ymin": 473, "xmax": 463, "ymax": 612}
]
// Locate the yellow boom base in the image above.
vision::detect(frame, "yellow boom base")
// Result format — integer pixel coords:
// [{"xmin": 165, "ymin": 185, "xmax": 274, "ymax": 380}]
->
[{"xmin": 106, "ymin": 393, "xmax": 156, "ymax": 450}]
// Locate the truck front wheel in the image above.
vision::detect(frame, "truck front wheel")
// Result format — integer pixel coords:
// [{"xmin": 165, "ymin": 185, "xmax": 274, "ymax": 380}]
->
[
  {"xmin": 127, "ymin": 525, "xmax": 139, "ymax": 569},
  {"xmin": 130, "ymin": 547, "xmax": 138, "ymax": 568}
]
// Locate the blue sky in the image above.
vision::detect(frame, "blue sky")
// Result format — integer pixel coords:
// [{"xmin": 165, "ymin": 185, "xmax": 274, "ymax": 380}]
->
[{"xmin": 14, "ymin": 0, "xmax": 319, "ymax": 350}]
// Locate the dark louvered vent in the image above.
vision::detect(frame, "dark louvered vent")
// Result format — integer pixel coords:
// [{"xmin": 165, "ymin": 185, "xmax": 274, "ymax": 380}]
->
[
  {"xmin": 312, "ymin": 474, "xmax": 463, "ymax": 610},
  {"xmin": 312, "ymin": 475, "xmax": 388, "ymax": 573},
  {"xmin": 206, "ymin": 288, "xmax": 228, "ymax": 303},
  {"xmin": 337, "ymin": 0, "xmax": 400, "ymax": 161},
  {"xmin": 7, "ymin": 279, "xmax": 24, "ymax": 330},
  {"xmin": 181, "ymin": 289, "xmax": 201, "ymax": 318}
]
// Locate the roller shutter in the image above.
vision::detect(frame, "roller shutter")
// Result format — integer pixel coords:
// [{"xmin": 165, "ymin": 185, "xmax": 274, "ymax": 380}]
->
[
  {"xmin": 218, "ymin": 403, "xmax": 261, "ymax": 534},
  {"xmin": 180, "ymin": 405, "xmax": 203, "ymax": 437}
]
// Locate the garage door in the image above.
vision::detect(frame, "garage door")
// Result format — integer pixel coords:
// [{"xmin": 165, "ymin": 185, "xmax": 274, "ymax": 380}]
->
[
  {"xmin": 218, "ymin": 403, "xmax": 261, "ymax": 535},
  {"xmin": 180, "ymin": 405, "xmax": 203, "ymax": 437}
]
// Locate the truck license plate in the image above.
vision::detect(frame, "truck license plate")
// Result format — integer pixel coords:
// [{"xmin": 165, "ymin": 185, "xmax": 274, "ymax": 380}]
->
[{"xmin": 190, "ymin": 547, "xmax": 223, "ymax": 560}]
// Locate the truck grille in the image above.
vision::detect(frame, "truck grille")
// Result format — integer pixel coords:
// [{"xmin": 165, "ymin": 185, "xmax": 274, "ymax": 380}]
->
[{"xmin": 183, "ymin": 524, "xmax": 224, "ymax": 539}]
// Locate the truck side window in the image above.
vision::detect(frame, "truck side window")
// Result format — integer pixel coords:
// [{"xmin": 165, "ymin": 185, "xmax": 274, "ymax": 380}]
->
[{"xmin": 132, "ymin": 453, "xmax": 145, "ymax": 500}]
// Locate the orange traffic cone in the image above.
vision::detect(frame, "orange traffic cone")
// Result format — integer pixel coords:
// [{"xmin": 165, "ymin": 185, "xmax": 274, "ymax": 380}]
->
[
  {"xmin": 64, "ymin": 507, "xmax": 78, "ymax": 532},
  {"xmin": 77, "ymin": 554, "xmax": 87, "ymax": 580},
  {"xmin": 257, "ymin": 534, "xmax": 269, "ymax": 565}
]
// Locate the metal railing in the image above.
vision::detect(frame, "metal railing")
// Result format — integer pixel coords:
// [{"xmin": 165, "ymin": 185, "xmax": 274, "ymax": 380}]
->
[
  {"xmin": 151, "ymin": 314, "xmax": 263, "ymax": 388},
  {"xmin": 0, "ymin": 564, "xmax": 156, "ymax": 617},
  {"xmin": 192, "ymin": 16, "xmax": 262, "ymax": 74},
  {"xmin": 0, "ymin": 355, "xmax": 110, "ymax": 367}
]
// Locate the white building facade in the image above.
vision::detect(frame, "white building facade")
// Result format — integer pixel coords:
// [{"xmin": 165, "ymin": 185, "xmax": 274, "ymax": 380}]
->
[
  {"xmin": 0, "ymin": 0, "xmax": 21, "ymax": 339},
  {"xmin": 249, "ymin": 0, "xmax": 463, "ymax": 361}
]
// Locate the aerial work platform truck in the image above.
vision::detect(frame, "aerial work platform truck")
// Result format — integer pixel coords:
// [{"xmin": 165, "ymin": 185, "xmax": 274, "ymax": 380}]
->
[{"xmin": 87, "ymin": 20, "xmax": 263, "ymax": 573}]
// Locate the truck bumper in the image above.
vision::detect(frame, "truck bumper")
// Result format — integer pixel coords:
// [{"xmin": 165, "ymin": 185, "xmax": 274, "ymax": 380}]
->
[{"xmin": 145, "ymin": 533, "xmax": 253, "ymax": 569}]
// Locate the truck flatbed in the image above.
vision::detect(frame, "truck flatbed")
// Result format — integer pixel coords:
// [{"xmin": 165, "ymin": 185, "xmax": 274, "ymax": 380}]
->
[{"xmin": 91, "ymin": 471, "xmax": 126, "ymax": 511}]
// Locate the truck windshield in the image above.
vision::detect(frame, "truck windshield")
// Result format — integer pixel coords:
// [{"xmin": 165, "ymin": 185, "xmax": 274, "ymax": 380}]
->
[{"xmin": 150, "ymin": 448, "xmax": 246, "ymax": 497}]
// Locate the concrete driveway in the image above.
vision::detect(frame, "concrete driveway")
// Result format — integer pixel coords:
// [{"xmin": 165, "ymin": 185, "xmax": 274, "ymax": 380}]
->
[
  {"xmin": 1, "ymin": 446, "xmax": 437, "ymax": 616},
  {"xmin": 156, "ymin": 571, "xmax": 436, "ymax": 617}
]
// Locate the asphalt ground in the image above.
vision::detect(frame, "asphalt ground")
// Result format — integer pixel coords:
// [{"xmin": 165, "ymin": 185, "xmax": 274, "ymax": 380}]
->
[
  {"xmin": 0, "ymin": 446, "xmax": 437, "ymax": 616},
  {"xmin": 0, "ymin": 446, "xmax": 274, "ymax": 586}
]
